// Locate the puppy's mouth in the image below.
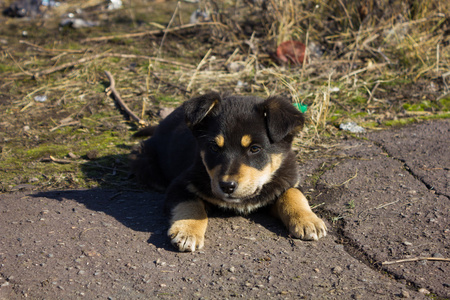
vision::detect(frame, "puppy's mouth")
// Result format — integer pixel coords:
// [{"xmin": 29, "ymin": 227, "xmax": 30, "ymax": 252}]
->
[{"xmin": 215, "ymin": 187, "xmax": 262, "ymax": 203}]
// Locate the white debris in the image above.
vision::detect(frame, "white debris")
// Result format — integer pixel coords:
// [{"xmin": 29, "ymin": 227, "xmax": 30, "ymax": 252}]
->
[
  {"xmin": 34, "ymin": 95, "xmax": 47, "ymax": 102},
  {"xmin": 339, "ymin": 122, "xmax": 365, "ymax": 133},
  {"xmin": 107, "ymin": 0, "xmax": 122, "ymax": 10}
]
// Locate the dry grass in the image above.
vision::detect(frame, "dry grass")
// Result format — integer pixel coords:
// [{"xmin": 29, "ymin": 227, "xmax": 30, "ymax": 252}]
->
[{"xmin": 1, "ymin": 0, "xmax": 449, "ymax": 144}]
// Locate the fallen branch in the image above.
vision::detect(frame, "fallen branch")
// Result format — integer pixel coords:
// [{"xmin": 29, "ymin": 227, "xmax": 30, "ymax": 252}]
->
[
  {"xmin": 382, "ymin": 257, "xmax": 450, "ymax": 265},
  {"xmin": 81, "ymin": 22, "xmax": 226, "ymax": 43},
  {"xmin": 104, "ymin": 71, "xmax": 147, "ymax": 126},
  {"xmin": 33, "ymin": 53, "xmax": 193, "ymax": 78}
]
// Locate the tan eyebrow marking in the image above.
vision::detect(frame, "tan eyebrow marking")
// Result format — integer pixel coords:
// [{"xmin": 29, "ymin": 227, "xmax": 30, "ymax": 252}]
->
[
  {"xmin": 214, "ymin": 135, "xmax": 224, "ymax": 147},
  {"xmin": 241, "ymin": 135, "xmax": 252, "ymax": 148}
]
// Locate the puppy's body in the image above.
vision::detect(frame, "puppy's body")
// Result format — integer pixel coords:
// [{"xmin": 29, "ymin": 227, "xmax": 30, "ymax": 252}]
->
[{"xmin": 131, "ymin": 92, "xmax": 326, "ymax": 251}]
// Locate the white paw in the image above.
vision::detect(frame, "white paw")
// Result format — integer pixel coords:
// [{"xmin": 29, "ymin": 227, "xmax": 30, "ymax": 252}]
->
[
  {"xmin": 289, "ymin": 213, "xmax": 327, "ymax": 241},
  {"xmin": 168, "ymin": 223, "xmax": 205, "ymax": 252}
]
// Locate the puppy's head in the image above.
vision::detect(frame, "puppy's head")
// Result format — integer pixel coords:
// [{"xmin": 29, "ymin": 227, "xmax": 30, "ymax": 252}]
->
[{"xmin": 184, "ymin": 92, "xmax": 304, "ymax": 204}]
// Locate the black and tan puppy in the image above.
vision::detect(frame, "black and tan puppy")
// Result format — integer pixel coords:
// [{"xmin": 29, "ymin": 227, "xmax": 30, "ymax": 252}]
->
[{"xmin": 131, "ymin": 92, "xmax": 327, "ymax": 252}]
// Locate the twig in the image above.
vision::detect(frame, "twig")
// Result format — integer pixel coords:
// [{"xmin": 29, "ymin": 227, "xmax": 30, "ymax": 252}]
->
[
  {"xmin": 40, "ymin": 155, "xmax": 78, "ymax": 164},
  {"xmin": 348, "ymin": 24, "xmax": 363, "ymax": 75},
  {"xmin": 186, "ymin": 48, "xmax": 212, "ymax": 92},
  {"xmin": 337, "ymin": 0, "xmax": 353, "ymax": 29},
  {"xmin": 104, "ymin": 71, "xmax": 147, "ymax": 126},
  {"xmin": 50, "ymin": 121, "xmax": 81, "ymax": 132},
  {"xmin": 332, "ymin": 169, "xmax": 358, "ymax": 187},
  {"xmin": 382, "ymin": 257, "xmax": 450, "ymax": 265},
  {"xmin": 81, "ymin": 22, "xmax": 226, "ymax": 43},
  {"xmin": 367, "ymin": 81, "xmax": 380, "ymax": 104},
  {"xmin": 157, "ymin": 2, "xmax": 179, "ymax": 59},
  {"xmin": 32, "ymin": 53, "xmax": 194, "ymax": 79},
  {"xmin": 6, "ymin": 51, "xmax": 33, "ymax": 76},
  {"xmin": 375, "ymin": 199, "xmax": 400, "ymax": 210}
]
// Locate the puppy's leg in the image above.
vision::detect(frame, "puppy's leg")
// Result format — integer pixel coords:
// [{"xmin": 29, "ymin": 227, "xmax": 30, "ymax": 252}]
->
[
  {"xmin": 168, "ymin": 200, "xmax": 208, "ymax": 252},
  {"xmin": 273, "ymin": 188, "xmax": 327, "ymax": 241}
]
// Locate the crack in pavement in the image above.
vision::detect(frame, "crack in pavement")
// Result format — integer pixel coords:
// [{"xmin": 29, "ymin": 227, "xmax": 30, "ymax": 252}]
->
[
  {"xmin": 308, "ymin": 121, "xmax": 450, "ymax": 298},
  {"xmin": 370, "ymin": 139, "xmax": 450, "ymax": 201}
]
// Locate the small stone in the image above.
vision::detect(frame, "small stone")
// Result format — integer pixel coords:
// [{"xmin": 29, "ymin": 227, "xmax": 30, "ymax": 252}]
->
[
  {"xmin": 403, "ymin": 241, "xmax": 412, "ymax": 246},
  {"xmin": 418, "ymin": 288, "xmax": 430, "ymax": 295},
  {"xmin": 334, "ymin": 244, "xmax": 344, "ymax": 251},
  {"xmin": 86, "ymin": 150, "xmax": 98, "ymax": 160},
  {"xmin": 332, "ymin": 266, "xmax": 343, "ymax": 274},
  {"xmin": 229, "ymin": 266, "xmax": 236, "ymax": 273},
  {"xmin": 401, "ymin": 290, "xmax": 410, "ymax": 298},
  {"xmin": 432, "ymin": 253, "xmax": 443, "ymax": 258},
  {"xmin": 68, "ymin": 152, "xmax": 79, "ymax": 159}
]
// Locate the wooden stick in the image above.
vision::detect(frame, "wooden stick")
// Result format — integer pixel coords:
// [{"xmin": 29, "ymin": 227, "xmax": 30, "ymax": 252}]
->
[
  {"xmin": 81, "ymin": 22, "xmax": 226, "ymax": 43},
  {"xmin": 382, "ymin": 257, "xmax": 450, "ymax": 265},
  {"xmin": 104, "ymin": 71, "xmax": 147, "ymax": 126}
]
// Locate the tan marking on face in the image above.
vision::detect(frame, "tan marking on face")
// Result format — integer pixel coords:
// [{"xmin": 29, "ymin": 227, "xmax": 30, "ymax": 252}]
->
[
  {"xmin": 272, "ymin": 188, "xmax": 327, "ymax": 241},
  {"xmin": 200, "ymin": 150, "xmax": 221, "ymax": 180},
  {"xmin": 214, "ymin": 134, "xmax": 224, "ymax": 148},
  {"xmin": 216, "ymin": 153, "xmax": 284, "ymax": 199},
  {"xmin": 168, "ymin": 200, "xmax": 208, "ymax": 252},
  {"xmin": 240, "ymin": 135, "xmax": 252, "ymax": 148}
]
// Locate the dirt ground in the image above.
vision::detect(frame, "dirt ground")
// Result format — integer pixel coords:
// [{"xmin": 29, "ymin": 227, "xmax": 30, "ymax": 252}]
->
[{"xmin": 0, "ymin": 119, "xmax": 448, "ymax": 299}]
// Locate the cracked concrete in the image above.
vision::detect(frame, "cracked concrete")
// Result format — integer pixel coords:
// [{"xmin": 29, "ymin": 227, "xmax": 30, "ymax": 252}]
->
[{"xmin": 0, "ymin": 119, "xmax": 448, "ymax": 299}]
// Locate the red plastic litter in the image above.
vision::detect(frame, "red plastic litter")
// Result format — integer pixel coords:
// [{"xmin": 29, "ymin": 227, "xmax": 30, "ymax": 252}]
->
[{"xmin": 276, "ymin": 40, "xmax": 307, "ymax": 65}]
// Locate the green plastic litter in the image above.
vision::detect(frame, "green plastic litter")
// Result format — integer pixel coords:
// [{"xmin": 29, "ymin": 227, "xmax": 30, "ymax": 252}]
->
[{"xmin": 293, "ymin": 103, "xmax": 308, "ymax": 113}]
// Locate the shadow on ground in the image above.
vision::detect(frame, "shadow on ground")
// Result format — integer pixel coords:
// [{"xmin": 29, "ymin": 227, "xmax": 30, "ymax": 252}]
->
[{"xmin": 32, "ymin": 152, "xmax": 294, "ymax": 251}]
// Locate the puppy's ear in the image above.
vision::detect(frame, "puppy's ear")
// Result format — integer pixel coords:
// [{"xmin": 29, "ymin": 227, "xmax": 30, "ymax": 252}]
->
[
  {"xmin": 262, "ymin": 96, "xmax": 304, "ymax": 143},
  {"xmin": 183, "ymin": 92, "xmax": 221, "ymax": 128}
]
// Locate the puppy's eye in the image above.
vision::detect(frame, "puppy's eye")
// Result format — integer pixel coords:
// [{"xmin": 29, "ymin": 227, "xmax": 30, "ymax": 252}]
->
[
  {"xmin": 209, "ymin": 144, "xmax": 220, "ymax": 152},
  {"xmin": 249, "ymin": 145, "xmax": 261, "ymax": 154}
]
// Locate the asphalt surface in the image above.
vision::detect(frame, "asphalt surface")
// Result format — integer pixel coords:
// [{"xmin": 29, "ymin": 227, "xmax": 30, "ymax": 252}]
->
[{"xmin": 0, "ymin": 119, "xmax": 448, "ymax": 299}]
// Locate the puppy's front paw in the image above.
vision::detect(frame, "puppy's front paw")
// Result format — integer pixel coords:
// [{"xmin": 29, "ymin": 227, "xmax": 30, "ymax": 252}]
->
[
  {"xmin": 168, "ymin": 201, "xmax": 208, "ymax": 252},
  {"xmin": 288, "ymin": 212, "xmax": 327, "ymax": 241},
  {"xmin": 274, "ymin": 188, "xmax": 327, "ymax": 241},
  {"xmin": 168, "ymin": 220, "xmax": 205, "ymax": 252}
]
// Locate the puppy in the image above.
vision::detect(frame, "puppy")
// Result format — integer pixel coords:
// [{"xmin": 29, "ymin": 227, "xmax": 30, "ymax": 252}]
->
[{"xmin": 131, "ymin": 92, "xmax": 327, "ymax": 252}]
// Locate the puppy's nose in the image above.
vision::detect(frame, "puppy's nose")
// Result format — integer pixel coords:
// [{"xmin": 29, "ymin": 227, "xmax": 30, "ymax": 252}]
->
[{"xmin": 219, "ymin": 181, "xmax": 237, "ymax": 194}]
